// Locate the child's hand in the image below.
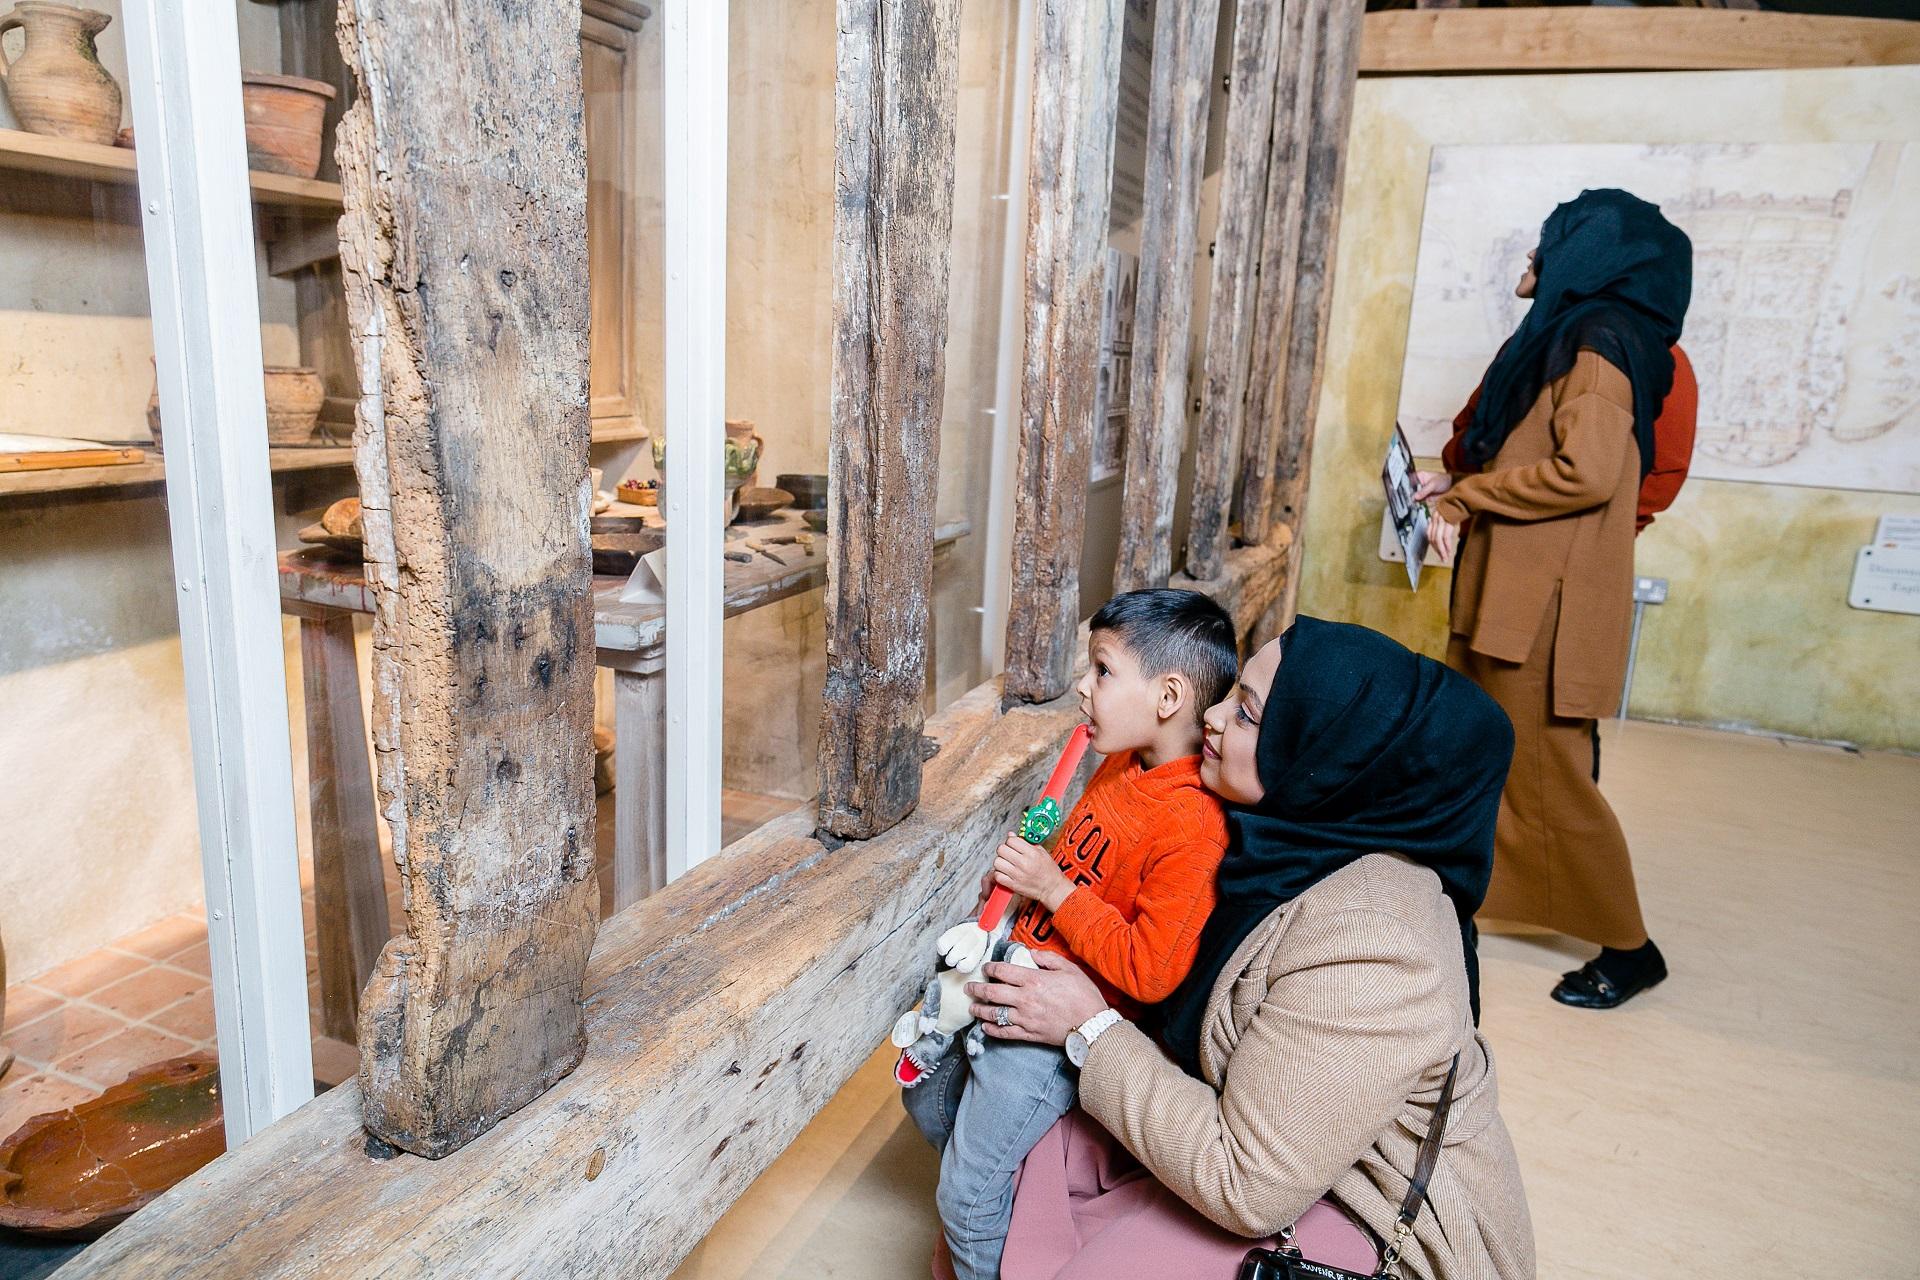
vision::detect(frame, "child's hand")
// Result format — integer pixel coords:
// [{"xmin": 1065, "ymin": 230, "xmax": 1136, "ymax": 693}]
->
[{"xmin": 993, "ymin": 833, "xmax": 1074, "ymax": 914}]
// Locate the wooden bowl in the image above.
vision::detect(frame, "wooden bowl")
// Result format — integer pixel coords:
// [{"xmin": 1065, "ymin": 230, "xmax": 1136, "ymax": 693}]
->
[
  {"xmin": 297, "ymin": 496, "xmax": 363, "ymax": 557},
  {"xmin": 734, "ymin": 487, "xmax": 792, "ymax": 522},
  {"xmin": 591, "ymin": 529, "xmax": 665, "ymax": 575}
]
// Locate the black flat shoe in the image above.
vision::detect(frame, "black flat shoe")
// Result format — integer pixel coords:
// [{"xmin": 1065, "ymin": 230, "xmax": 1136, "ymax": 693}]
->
[{"xmin": 1551, "ymin": 941, "xmax": 1667, "ymax": 1009}]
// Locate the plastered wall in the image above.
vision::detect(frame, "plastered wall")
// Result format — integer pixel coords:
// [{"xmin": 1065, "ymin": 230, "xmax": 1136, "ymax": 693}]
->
[{"xmin": 1299, "ymin": 66, "xmax": 1920, "ymax": 753}]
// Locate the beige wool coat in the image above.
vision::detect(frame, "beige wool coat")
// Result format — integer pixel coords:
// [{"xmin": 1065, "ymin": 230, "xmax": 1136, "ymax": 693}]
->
[{"xmin": 1077, "ymin": 854, "xmax": 1535, "ymax": 1280}]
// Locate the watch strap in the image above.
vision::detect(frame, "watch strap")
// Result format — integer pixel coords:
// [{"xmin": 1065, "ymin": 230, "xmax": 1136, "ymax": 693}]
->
[{"xmin": 1078, "ymin": 1008, "xmax": 1123, "ymax": 1047}]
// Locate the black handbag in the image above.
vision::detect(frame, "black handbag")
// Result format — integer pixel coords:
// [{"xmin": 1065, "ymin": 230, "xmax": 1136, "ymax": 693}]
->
[{"xmin": 1236, "ymin": 1054, "xmax": 1460, "ymax": 1280}]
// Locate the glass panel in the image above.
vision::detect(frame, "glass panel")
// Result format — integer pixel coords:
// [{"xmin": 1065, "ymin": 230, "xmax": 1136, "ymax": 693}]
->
[
  {"xmin": 706, "ymin": 1, "xmax": 1024, "ymax": 845},
  {"xmin": 0, "ymin": 0, "xmax": 357, "ymax": 1108}
]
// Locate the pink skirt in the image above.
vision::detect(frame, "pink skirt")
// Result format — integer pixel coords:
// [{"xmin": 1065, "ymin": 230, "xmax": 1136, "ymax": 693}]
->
[{"xmin": 933, "ymin": 1108, "xmax": 1380, "ymax": 1280}]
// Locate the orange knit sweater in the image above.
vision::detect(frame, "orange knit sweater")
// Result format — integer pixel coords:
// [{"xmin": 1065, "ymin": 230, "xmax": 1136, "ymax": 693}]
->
[{"xmin": 1010, "ymin": 751, "xmax": 1229, "ymax": 1013}]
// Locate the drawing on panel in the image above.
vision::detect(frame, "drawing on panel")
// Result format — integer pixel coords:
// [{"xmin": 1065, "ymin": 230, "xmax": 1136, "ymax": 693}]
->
[
  {"xmin": 1091, "ymin": 247, "xmax": 1139, "ymax": 484},
  {"xmin": 1396, "ymin": 142, "xmax": 1920, "ymax": 496}
]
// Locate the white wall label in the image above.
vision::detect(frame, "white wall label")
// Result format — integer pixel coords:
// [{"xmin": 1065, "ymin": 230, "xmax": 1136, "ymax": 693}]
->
[
  {"xmin": 1849, "ymin": 545, "xmax": 1920, "ymax": 616},
  {"xmin": 1874, "ymin": 514, "xmax": 1920, "ymax": 549}
]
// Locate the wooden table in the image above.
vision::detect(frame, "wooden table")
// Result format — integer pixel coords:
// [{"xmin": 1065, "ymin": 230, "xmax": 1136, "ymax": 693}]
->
[{"xmin": 280, "ymin": 509, "xmax": 967, "ymax": 1041}]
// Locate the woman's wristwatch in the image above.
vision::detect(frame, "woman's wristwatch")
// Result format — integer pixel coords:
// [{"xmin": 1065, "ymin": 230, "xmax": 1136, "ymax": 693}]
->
[{"xmin": 1065, "ymin": 1008, "xmax": 1123, "ymax": 1068}]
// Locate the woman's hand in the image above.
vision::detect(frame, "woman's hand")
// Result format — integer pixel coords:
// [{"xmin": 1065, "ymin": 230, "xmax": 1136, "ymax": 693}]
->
[
  {"xmin": 993, "ymin": 833, "xmax": 1075, "ymax": 914},
  {"xmin": 968, "ymin": 951, "xmax": 1109, "ymax": 1047},
  {"xmin": 1411, "ymin": 470, "xmax": 1453, "ymax": 502},
  {"xmin": 1427, "ymin": 513, "xmax": 1460, "ymax": 564}
]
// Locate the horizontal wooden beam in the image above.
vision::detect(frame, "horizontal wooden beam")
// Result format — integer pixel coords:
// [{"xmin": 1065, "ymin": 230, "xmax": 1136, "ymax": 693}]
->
[
  {"xmin": 61, "ymin": 536, "xmax": 1294, "ymax": 1279},
  {"xmin": 1359, "ymin": 9, "xmax": 1920, "ymax": 74}
]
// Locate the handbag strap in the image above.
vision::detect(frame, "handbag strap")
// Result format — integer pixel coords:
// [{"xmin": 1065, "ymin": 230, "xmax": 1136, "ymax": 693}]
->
[{"xmin": 1377, "ymin": 1052, "xmax": 1461, "ymax": 1278}]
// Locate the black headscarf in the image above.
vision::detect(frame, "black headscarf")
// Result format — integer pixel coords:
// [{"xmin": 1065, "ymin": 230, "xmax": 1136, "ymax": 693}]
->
[
  {"xmin": 1152, "ymin": 618, "xmax": 1514, "ymax": 1076},
  {"xmin": 1461, "ymin": 188, "xmax": 1692, "ymax": 478}
]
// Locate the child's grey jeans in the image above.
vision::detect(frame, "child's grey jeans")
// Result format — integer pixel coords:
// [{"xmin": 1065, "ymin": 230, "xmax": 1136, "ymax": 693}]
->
[{"xmin": 902, "ymin": 1033, "xmax": 1080, "ymax": 1280}]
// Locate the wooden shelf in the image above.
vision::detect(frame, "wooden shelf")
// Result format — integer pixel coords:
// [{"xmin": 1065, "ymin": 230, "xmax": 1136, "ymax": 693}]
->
[
  {"xmin": 1359, "ymin": 9, "xmax": 1920, "ymax": 75},
  {"xmin": 0, "ymin": 425, "xmax": 649, "ymax": 501},
  {"xmin": 0, "ymin": 127, "xmax": 344, "ymax": 212},
  {"xmin": 0, "ymin": 445, "xmax": 350, "ymax": 499}
]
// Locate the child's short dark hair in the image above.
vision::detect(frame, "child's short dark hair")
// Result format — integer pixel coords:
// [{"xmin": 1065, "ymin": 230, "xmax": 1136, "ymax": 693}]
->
[{"xmin": 1089, "ymin": 589, "xmax": 1238, "ymax": 720}]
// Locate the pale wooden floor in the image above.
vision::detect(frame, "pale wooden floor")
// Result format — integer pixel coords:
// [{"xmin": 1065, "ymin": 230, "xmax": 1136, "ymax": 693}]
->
[{"xmin": 673, "ymin": 720, "xmax": 1920, "ymax": 1280}]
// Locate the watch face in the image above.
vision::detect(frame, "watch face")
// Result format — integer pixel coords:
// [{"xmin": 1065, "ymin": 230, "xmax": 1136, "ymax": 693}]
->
[{"xmin": 1065, "ymin": 1032, "xmax": 1088, "ymax": 1068}]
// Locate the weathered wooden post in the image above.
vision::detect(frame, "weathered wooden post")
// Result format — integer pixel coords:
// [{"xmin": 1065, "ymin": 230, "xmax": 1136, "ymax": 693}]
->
[
  {"xmin": 1115, "ymin": 0, "xmax": 1223, "ymax": 591},
  {"xmin": 1235, "ymin": 0, "xmax": 1318, "ymax": 546},
  {"xmin": 334, "ymin": 0, "xmax": 599, "ymax": 1157},
  {"xmin": 818, "ymin": 0, "xmax": 962, "ymax": 840},
  {"xmin": 1187, "ymin": 0, "xmax": 1285, "ymax": 583},
  {"xmin": 1003, "ymin": 0, "xmax": 1125, "ymax": 703},
  {"xmin": 1234, "ymin": 0, "xmax": 1362, "ymax": 554},
  {"xmin": 1267, "ymin": 0, "xmax": 1362, "ymax": 622}
]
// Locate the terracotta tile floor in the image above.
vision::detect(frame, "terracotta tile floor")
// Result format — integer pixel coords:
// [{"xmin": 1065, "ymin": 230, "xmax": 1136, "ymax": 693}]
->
[{"xmin": 1, "ymin": 786, "xmax": 800, "ymax": 1143}]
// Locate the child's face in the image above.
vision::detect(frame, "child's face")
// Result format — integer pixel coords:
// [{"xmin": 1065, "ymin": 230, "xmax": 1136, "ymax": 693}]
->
[{"xmin": 1075, "ymin": 630, "xmax": 1166, "ymax": 756}]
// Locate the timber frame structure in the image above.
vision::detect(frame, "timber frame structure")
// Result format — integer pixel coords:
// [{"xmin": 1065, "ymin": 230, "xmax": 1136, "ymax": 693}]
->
[{"xmin": 61, "ymin": 0, "xmax": 1359, "ymax": 1272}]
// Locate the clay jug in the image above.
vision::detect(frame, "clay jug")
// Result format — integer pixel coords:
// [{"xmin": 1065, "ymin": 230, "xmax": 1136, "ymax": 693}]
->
[{"xmin": 0, "ymin": 3, "xmax": 122, "ymax": 146}]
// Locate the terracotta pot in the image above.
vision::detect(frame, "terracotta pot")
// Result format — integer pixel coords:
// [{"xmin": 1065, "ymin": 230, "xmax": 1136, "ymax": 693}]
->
[
  {"xmin": 263, "ymin": 366, "xmax": 325, "ymax": 445},
  {"xmin": 148, "ymin": 364, "xmax": 327, "ymax": 448},
  {"xmin": 0, "ymin": 3, "xmax": 123, "ymax": 146},
  {"xmin": 240, "ymin": 72, "xmax": 336, "ymax": 179}
]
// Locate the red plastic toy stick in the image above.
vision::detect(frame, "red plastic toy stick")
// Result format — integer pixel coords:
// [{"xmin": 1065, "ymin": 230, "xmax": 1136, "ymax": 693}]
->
[{"xmin": 977, "ymin": 724, "xmax": 1091, "ymax": 932}]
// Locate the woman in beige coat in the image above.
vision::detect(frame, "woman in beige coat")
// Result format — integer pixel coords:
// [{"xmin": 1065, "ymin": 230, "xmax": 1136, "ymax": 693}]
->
[{"xmin": 968, "ymin": 619, "xmax": 1535, "ymax": 1280}]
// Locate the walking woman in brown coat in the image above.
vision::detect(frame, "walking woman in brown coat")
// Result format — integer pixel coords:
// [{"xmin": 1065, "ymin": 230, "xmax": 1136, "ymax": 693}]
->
[{"xmin": 1415, "ymin": 188, "xmax": 1692, "ymax": 1010}]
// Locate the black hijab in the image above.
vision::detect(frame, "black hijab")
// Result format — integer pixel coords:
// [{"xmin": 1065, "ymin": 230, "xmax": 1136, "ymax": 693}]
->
[
  {"xmin": 1461, "ymin": 188, "xmax": 1692, "ymax": 478},
  {"xmin": 1153, "ymin": 618, "xmax": 1514, "ymax": 1076}
]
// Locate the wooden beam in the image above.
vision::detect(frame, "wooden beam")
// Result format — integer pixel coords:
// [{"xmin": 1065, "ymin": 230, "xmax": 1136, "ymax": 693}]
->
[
  {"xmin": 1359, "ymin": 8, "xmax": 1920, "ymax": 75},
  {"xmin": 1186, "ymin": 0, "xmax": 1283, "ymax": 584},
  {"xmin": 334, "ymin": 0, "xmax": 599, "ymax": 1158},
  {"xmin": 1267, "ymin": 0, "xmax": 1361, "ymax": 626},
  {"xmin": 296, "ymin": 611, "xmax": 389, "ymax": 1044},
  {"xmin": 1115, "ymin": 0, "xmax": 1222, "ymax": 592},
  {"xmin": 819, "ymin": 0, "xmax": 962, "ymax": 840},
  {"xmin": 59, "ymin": 538, "xmax": 1295, "ymax": 1280},
  {"xmin": 1233, "ymin": 0, "xmax": 1318, "ymax": 549},
  {"xmin": 1002, "ymin": 0, "xmax": 1124, "ymax": 703}
]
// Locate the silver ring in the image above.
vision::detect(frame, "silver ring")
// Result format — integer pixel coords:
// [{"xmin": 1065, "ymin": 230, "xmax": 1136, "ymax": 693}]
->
[{"xmin": 995, "ymin": 1005, "xmax": 1011, "ymax": 1028}]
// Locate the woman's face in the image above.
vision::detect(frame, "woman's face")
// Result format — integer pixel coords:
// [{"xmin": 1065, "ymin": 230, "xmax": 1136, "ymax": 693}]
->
[
  {"xmin": 1200, "ymin": 640, "xmax": 1279, "ymax": 806},
  {"xmin": 1516, "ymin": 248, "xmax": 1539, "ymax": 299}
]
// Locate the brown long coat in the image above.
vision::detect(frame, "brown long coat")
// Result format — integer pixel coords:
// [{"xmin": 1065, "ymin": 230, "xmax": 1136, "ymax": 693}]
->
[
  {"xmin": 1433, "ymin": 350, "xmax": 1640, "ymax": 720},
  {"xmin": 1079, "ymin": 855, "xmax": 1536, "ymax": 1280},
  {"xmin": 1434, "ymin": 350, "xmax": 1649, "ymax": 947}
]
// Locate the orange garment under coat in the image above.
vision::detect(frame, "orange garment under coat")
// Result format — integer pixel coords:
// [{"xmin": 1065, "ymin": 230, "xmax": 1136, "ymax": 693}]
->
[{"xmin": 1010, "ymin": 751, "xmax": 1228, "ymax": 1014}]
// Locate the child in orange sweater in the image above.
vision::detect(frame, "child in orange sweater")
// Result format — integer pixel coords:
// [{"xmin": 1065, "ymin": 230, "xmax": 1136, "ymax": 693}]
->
[{"xmin": 902, "ymin": 589, "xmax": 1238, "ymax": 1280}]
